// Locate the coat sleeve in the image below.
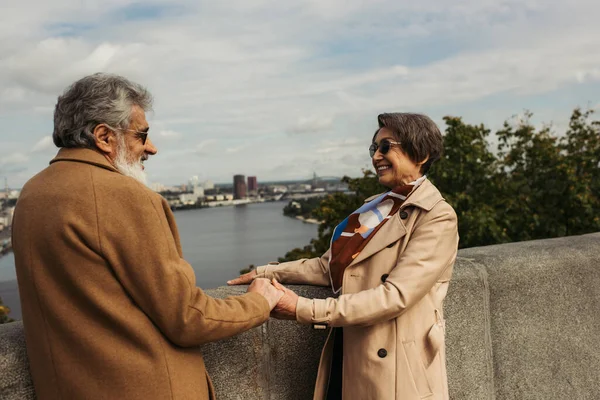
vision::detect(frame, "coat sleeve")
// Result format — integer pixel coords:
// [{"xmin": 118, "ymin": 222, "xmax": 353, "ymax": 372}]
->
[
  {"xmin": 255, "ymin": 194, "xmax": 385, "ymax": 287},
  {"xmin": 95, "ymin": 178, "xmax": 271, "ymax": 347},
  {"xmin": 295, "ymin": 202, "xmax": 458, "ymax": 327},
  {"xmin": 254, "ymin": 250, "xmax": 331, "ymax": 287}
]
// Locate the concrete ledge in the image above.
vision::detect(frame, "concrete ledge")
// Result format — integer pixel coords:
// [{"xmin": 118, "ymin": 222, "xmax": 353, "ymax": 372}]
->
[
  {"xmin": 1, "ymin": 232, "xmax": 599, "ymax": 399},
  {"xmin": 0, "ymin": 320, "xmax": 35, "ymax": 400}
]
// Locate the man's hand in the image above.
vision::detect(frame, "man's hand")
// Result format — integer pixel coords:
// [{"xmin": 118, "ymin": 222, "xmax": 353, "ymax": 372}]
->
[
  {"xmin": 270, "ymin": 279, "xmax": 299, "ymax": 320},
  {"xmin": 247, "ymin": 278, "xmax": 283, "ymax": 310},
  {"xmin": 227, "ymin": 269, "xmax": 257, "ymax": 285}
]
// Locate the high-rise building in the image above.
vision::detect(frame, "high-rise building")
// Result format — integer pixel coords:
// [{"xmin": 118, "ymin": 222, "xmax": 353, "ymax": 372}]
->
[
  {"xmin": 188, "ymin": 176, "xmax": 200, "ymax": 192},
  {"xmin": 202, "ymin": 180, "xmax": 214, "ymax": 190},
  {"xmin": 150, "ymin": 182, "xmax": 166, "ymax": 192},
  {"xmin": 247, "ymin": 176, "xmax": 257, "ymax": 192},
  {"xmin": 233, "ymin": 175, "xmax": 247, "ymax": 199}
]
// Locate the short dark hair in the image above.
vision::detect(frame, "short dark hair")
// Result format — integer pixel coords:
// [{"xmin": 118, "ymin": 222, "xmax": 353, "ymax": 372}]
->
[{"xmin": 373, "ymin": 113, "xmax": 443, "ymax": 174}]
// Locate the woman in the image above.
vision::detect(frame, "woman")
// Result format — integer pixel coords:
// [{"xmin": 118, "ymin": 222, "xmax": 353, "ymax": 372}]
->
[{"xmin": 229, "ymin": 113, "xmax": 459, "ymax": 400}]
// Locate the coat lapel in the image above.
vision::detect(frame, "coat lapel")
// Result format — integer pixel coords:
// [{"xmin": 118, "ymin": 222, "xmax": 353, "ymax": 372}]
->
[
  {"xmin": 347, "ymin": 212, "xmax": 407, "ymax": 267},
  {"xmin": 346, "ymin": 179, "xmax": 443, "ymax": 268}
]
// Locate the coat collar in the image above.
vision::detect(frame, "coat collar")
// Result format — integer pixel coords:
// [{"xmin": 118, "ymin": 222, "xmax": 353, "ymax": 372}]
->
[
  {"xmin": 50, "ymin": 148, "xmax": 120, "ymax": 174},
  {"xmin": 347, "ymin": 179, "xmax": 444, "ymax": 268},
  {"xmin": 363, "ymin": 178, "xmax": 443, "ymax": 211}
]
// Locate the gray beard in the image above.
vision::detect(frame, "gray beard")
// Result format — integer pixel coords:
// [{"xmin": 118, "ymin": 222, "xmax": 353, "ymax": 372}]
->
[{"xmin": 114, "ymin": 135, "xmax": 148, "ymax": 185}]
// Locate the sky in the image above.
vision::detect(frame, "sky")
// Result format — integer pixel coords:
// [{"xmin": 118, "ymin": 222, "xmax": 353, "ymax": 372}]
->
[{"xmin": 1, "ymin": 0, "xmax": 599, "ymax": 188}]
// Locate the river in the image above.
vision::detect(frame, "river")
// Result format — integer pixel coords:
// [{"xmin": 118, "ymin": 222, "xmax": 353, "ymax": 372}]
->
[{"xmin": 0, "ymin": 202, "xmax": 319, "ymax": 320}]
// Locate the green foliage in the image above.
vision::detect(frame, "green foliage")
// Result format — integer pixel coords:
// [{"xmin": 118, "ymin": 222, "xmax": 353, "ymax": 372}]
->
[
  {"xmin": 278, "ymin": 171, "xmax": 386, "ymax": 262},
  {"xmin": 282, "ymin": 197, "xmax": 323, "ymax": 219},
  {"xmin": 429, "ymin": 116, "xmax": 509, "ymax": 247},
  {"xmin": 0, "ymin": 296, "xmax": 14, "ymax": 324},
  {"xmin": 281, "ymin": 107, "xmax": 600, "ymax": 257},
  {"xmin": 239, "ymin": 264, "xmax": 255, "ymax": 275}
]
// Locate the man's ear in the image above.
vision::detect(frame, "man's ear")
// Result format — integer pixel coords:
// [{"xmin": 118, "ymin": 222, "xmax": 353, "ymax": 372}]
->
[
  {"xmin": 417, "ymin": 155, "xmax": 430, "ymax": 167},
  {"xmin": 93, "ymin": 124, "xmax": 117, "ymax": 157}
]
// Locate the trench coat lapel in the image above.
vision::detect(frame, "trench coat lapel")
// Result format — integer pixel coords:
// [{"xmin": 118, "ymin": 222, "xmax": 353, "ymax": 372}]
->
[
  {"xmin": 347, "ymin": 212, "xmax": 406, "ymax": 268},
  {"xmin": 346, "ymin": 179, "xmax": 442, "ymax": 269}
]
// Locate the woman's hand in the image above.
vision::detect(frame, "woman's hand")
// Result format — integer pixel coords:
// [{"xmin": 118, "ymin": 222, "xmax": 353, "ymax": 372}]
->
[
  {"xmin": 247, "ymin": 278, "xmax": 284, "ymax": 310},
  {"xmin": 270, "ymin": 279, "xmax": 299, "ymax": 320},
  {"xmin": 227, "ymin": 269, "xmax": 257, "ymax": 285}
]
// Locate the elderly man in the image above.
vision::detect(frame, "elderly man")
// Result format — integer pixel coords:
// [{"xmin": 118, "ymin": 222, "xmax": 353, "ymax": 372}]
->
[{"xmin": 12, "ymin": 73, "xmax": 283, "ymax": 400}]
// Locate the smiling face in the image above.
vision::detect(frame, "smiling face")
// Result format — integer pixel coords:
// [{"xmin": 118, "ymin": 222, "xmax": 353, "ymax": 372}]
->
[{"xmin": 372, "ymin": 127, "xmax": 424, "ymax": 188}]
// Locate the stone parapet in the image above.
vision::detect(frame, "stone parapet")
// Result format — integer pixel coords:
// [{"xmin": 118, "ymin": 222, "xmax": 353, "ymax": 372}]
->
[{"xmin": 1, "ymin": 232, "xmax": 599, "ymax": 399}]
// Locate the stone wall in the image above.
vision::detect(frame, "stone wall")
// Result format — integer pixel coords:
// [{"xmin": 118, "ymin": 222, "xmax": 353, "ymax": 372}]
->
[{"xmin": 1, "ymin": 232, "xmax": 599, "ymax": 399}]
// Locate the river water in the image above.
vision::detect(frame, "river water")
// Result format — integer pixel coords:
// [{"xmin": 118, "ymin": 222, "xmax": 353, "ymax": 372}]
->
[{"xmin": 0, "ymin": 202, "xmax": 318, "ymax": 320}]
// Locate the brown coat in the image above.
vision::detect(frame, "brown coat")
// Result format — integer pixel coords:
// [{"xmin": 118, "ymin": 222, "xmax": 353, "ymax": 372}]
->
[
  {"xmin": 256, "ymin": 179, "xmax": 458, "ymax": 400},
  {"xmin": 12, "ymin": 148, "xmax": 271, "ymax": 400}
]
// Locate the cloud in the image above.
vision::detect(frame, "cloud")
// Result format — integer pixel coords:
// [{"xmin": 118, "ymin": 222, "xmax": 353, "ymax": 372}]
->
[
  {"xmin": 315, "ymin": 138, "xmax": 365, "ymax": 154},
  {"xmin": 225, "ymin": 146, "xmax": 246, "ymax": 154},
  {"xmin": 32, "ymin": 136, "xmax": 54, "ymax": 153},
  {"xmin": 158, "ymin": 130, "xmax": 183, "ymax": 139},
  {"xmin": 194, "ymin": 139, "xmax": 217, "ymax": 155},
  {"xmin": 0, "ymin": 152, "xmax": 30, "ymax": 167},
  {"xmin": 1, "ymin": 0, "xmax": 599, "ymax": 186},
  {"xmin": 287, "ymin": 116, "xmax": 334, "ymax": 134},
  {"xmin": 575, "ymin": 69, "xmax": 600, "ymax": 84}
]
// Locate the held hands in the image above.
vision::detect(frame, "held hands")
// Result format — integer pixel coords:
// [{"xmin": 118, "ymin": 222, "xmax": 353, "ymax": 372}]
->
[
  {"xmin": 247, "ymin": 278, "xmax": 283, "ymax": 310},
  {"xmin": 228, "ymin": 271, "xmax": 299, "ymax": 319},
  {"xmin": 270, "ymin": 279, "xmax": 298, "ymax": 320}
]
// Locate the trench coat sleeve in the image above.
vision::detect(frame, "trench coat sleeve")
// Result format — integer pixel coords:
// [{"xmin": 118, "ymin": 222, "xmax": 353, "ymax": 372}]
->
[
  {"xmin": 254, "ymin": 250, "xmax": 331, "ymax": 287},
  {"xmin": 95, "ymin": 179, "xmax": 271, "ymax": 347},
  {"xmin": 296, "ymin": 202, "xmax": 458, "ymax": 327}
]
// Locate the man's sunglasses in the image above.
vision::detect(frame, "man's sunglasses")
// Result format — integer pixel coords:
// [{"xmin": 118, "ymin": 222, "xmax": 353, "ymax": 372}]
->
[
  {"xmin": 369, "ymin": 139, "xmax": 402, "ymax": 158},
  {"xmin": 104, "ymin": 124, "xmax": 149, "ymax": 145}
]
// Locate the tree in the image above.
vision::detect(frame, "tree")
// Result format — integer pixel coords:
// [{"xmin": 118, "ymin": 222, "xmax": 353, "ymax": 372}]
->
[
  {"xmin": 278, "ymin": 170, "xmax": 385, "ymax": 262},
  {"xmin": 560, "ymin": 108, "xmax": 600, "ymax": 235},
  {"xmin": 429, "ymin": 116, "xmax": 508, "ymax": 248},
  {"xmin": 0, "ymin": 296, "xmax": 14, "ymax": 324},
  {"xmin": 280, "ymin": 107, "xmax": 600, "ymax": 258}
]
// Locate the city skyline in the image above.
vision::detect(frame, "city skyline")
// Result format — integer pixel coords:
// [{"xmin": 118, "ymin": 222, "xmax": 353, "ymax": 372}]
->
[{"xmin": 1, "ymin": 1, "xmax": 600, "ymax": 187}]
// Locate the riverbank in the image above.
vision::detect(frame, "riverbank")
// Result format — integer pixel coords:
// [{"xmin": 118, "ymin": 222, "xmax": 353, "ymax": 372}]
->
[
  {"xmin": 0, "ymin": 202, "xmax": 318, "ymax": 322},
  {"xmin": 0, "ymin": 229, "xmax": 12, "ymax": 259},
  {"xmin": 0, "ymin": 245, "xmax": 11, "ymax": 258},
  {"xmin": 0, "ymin": 280, "xmax": 19, "ymax": 320},
  {"xmin": 171, "ymin": 198, "xmax": 271, "ymax": 212},
  {"xmin": 294, "ymin": 216, "xmax": 322, "ymax": 225}
]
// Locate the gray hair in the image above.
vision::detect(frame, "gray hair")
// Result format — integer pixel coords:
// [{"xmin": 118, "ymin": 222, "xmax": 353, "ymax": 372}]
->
[
  {"xmin": 53, "ymin": 73, "xmax": 153, "ymax": 148},
  {"xmin": 374, "ymin": 113, "xmax": 443, "ymax": 174}
]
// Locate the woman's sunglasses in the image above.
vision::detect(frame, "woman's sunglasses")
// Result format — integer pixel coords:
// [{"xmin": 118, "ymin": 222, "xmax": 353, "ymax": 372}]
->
[{"xmin": 369, "ymin": 139, "xmax": 402, "ymax": 158}]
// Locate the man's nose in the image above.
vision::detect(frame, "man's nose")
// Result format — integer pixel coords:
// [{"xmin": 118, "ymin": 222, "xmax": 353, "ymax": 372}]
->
[{"xmin": 145, "ymin": 138, "xmax": 158, "ymax": 155}]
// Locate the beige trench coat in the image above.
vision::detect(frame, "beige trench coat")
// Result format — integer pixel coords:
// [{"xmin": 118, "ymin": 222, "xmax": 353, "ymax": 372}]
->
[{"xmin": 256, "ymin": 179, "xmax": 458, "ymax": 400}]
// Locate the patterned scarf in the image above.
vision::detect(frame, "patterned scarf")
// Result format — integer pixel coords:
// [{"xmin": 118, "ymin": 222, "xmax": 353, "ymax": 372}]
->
[{"xmin": 328, "ymin": 177, "xmax": 426, "ymax": 293}]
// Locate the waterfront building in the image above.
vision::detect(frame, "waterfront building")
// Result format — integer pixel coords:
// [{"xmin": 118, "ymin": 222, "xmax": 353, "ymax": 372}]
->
[
  {"xmin": 202, "ymin": 180, "xmax": 215, "ymax": 190},
  {"xmin": 247, "ymin": 176, "xmax": 257, "ymax": 193},
  {"xmin": 233, "ymin": 175, "xmax": 246, "ymax": 199},
  {"xmin": 150, "ymin": 182, "xmax": 166, "ymax": 192},
  {"xmin": 269, "ymin": 185, "xmax": 288, "ymax": 194}
]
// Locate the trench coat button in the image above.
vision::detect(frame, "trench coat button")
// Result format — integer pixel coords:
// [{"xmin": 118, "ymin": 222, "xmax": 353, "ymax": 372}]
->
[
  {"xmin": 381, "ymin": 274, "xmax": 389, "ymax": 282},
  {"xmin": 400, "ymin": 211, "xmax": 408, "ymax": 219},
  {"xmin": 378, "ymin": 348, "xmax": 387, "ymax": 358}
]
